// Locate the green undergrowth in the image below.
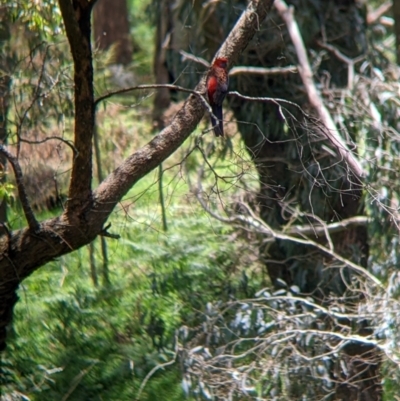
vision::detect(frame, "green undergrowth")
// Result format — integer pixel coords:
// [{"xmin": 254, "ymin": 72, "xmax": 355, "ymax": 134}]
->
[{"xmin": 3, "ymin": 128, "xmax": 262, "ymax": 400}]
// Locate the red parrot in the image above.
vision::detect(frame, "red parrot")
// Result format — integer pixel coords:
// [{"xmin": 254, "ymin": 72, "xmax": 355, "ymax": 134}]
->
[{"xmin": 206, "ymin": 57, "xmax": 229, "ymax": 137}]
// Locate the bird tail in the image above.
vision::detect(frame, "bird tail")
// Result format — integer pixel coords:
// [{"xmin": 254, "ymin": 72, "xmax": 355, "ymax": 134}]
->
[{"xmin": 210, "ymin": 106, "xmax": 224, "ymax": 137}]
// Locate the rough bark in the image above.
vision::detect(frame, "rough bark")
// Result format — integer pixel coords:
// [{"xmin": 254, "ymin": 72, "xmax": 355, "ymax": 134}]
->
[
  {"xmin": 0, "ymin": 0, "xmax": 275, "ymax": 351},
  {"xmin": 59, "ymin": 0, "xmax": 95, "ymax": 211}
]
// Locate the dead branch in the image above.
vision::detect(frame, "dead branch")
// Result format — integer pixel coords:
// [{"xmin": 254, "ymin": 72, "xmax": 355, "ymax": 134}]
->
[
  {"xmin": 179, "ymin": 50, "xmax": 297, "ymax": 76},
  {"xmin": 367, "ymin": 2, "xmax": 392, "ymax": 25},
  {"xmin": 288, "ymin": 216, "xmax": 369, "ymax": 237},
  {"xmin": 179, "ymin": 50, "xmax": 210, "ymax": 68},
  {"xmin": 193, "ymin": 185, "xmax": 381, "ymax": 288},
  {"xmin": 316, "ymin": 41, "xmax": 364, "ymax": 90},
  {"xmin": 181, "ymin": 287, "xmax": 386, "ymax": 400},
  {"xmin": 136, "ymin": 338, "xmax": 178, "ymax": 401},
  {"xmin": 274, "ymin": 0, "xmax": 365, "ymax": 178},
  {"xmin": 229, "ymin": 65, "xmax": 297, "ymax": 76},
  {"xmin": 242, "ymin": 207, "xmax": 381, "ymax": 287},
  {"xmin": 96, "ymin": 83, "xmax": 222, "ymax": 137}
]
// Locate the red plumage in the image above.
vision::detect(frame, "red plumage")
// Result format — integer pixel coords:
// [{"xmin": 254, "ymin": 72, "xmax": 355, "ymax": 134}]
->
[{"xmin": 206, "ymin": 57, "xmax": 229, "ymax": 137}]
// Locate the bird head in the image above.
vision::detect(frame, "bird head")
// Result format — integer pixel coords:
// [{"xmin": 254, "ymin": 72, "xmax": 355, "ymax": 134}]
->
[{"xmin": 213, "ymin": 57, "xmax": 228, "ymax": 69}]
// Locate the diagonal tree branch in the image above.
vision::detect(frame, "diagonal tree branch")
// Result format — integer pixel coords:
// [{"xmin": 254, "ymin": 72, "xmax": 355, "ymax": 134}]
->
[
  {"xmin": 92, "ymin": 0, "xmax": 276, "ymax": 216},
  {"xmin": 0, "ymin": 0, "xmax": 275, "ymax": 352}
]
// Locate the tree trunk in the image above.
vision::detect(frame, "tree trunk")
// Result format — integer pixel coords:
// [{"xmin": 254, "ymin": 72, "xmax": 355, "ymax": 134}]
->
[
  {"xmin": 0, "ymin": 6, "xmax": 12, "ymax": 235},
  {"xmin": 228, "ymin": 0, "xmax": 381, "ymax": 399},
  {"xmin": 93, "ymin": 0, "xmax": 133, "ymax": 65},
  {"xmin": 153, "ymin": 0, "xmax": 173, "ymax": 129}
]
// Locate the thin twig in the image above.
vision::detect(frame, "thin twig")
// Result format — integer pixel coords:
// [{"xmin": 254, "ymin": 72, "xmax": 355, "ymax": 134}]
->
[
  {"xmin": 135, "ymin": 348, "xmax": 177, "ymax": 401},
  {"xmin": 316, "ymin": 40, "xmax": 364, "ymax": 90},
  {"xmin": 194, "ymin": 189, "xmax": 382, "ymax": 288},
  {"xmin": 179, "ymin": 50, "xmax": 210, "ymax": 67},
  {"xmin": 95, "ymin": 84, "xmax": 206, "ymax": 106},
  {"xmin": 61, "ymin": 361, "xmax": 98, "ymax": 401},
  {"xmin": 100, "ymin": 223, "xmax": 120, "ymax": 239},
  {"xmin": 93, "ymin": 115, "xmax": 110, "ymax": 285},
  {"xmin": 95, "ymin": 83, "xmax": 217, "ymax": 129},
  {"xmin": 20, "ymin": 135, "xmax": 77, "ymax": 155},
  {"xmin": 229, "ymin": 90, "xmax": 304, "ymax": 109},
  {"xmin": 158, "ymin": 163, "xmax": 168, "ymax": 232}
]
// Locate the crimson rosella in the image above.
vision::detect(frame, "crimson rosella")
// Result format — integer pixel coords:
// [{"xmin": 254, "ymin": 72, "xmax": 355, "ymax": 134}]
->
[{"xmin": 206, "ymin": 57, "xmax": 229, "ymax": 137}]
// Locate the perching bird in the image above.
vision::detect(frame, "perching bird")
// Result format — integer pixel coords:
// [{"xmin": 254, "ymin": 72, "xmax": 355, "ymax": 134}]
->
[{"xmin": 206, "ymin": 57, "xmax": 229, "ymax": 137}]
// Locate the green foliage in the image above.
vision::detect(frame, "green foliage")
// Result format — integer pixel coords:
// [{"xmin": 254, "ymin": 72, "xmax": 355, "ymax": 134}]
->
[
  {"xmin": 3, "ymin": 146, "xmax": 261, "ymax": 399},
  {"xmin": 7, "ymin": 1, "xmax": 62, "ymax": 39},
  {"xmin": 4, "ymin": 0, "xmax": 400, "ymax": 400},
  {"xmin": 0, "ymin": 180, "xmax": 14, "ymax": 203}
]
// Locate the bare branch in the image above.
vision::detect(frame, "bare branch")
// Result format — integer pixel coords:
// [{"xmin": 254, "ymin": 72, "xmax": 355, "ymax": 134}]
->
[
  {"xmin": 288, "ymin": 216, "xmax": 369, "ymax": 237},
  {"xmin": 243, "ymin": 208, "xmax": 382, "ymax": 287},
  {"xmin": 19, "ymin": 135, "xmax": 77, "ymax": 155},
  {"xmin": 0, "ymin": 146, "xmax": 39, "ymax": 231},
  {"xmin": 136, "ymin": 340, "xmax": 177, "ymax": 401},
  {"xmin": 179, "ymin": 50, "xmax": 210, "ymax": 68},
  {"xmin": 274, "ymin": 0, "xmax": 365, "ymax": 178},
  {"xmin": 180, "ymin": 50, "xmax": 297, "ymax": 76},
  {"xmin": 96, "ymin": 83, "xmax": 221, "ymax": 138},
  {"xmin": 229, "ymin": 65, "xmax": 297, "ymax": 76},
  {"xmin": 95, "ymin": 84, "xmax": 207, "ymax": 106},
  {"xmin": 316, "ymin": 40, "xmax": 364, "ymax": 90},
  {"xmin": 367, "ymin": 2, "xmax": 392, "ymax": 25},
  {"xmin": 61, "ymin": 361, "xmax": 97, "ymax": 401},
  {"xmin": 194, "ymin": 190, "xmax": 381, "ymax": 288}
]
